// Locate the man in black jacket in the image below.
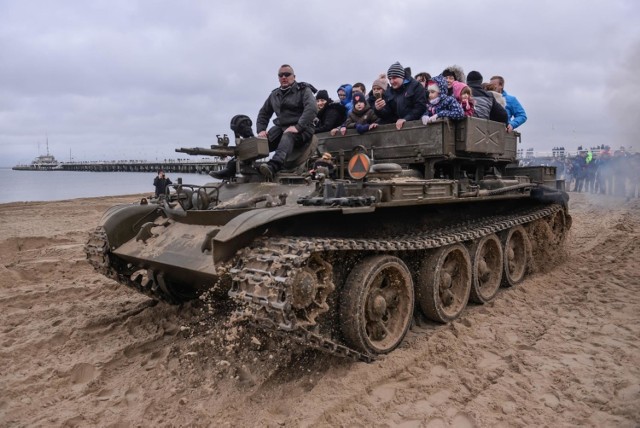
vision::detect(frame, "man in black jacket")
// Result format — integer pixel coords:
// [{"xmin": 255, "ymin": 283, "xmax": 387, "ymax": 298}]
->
[
  {"xmin": 466, "ymin": 71, "xmax": 508, "ymax": 124},
  {"xmin": 153, "ymin": 170, "xmax": 172, "ymax": 197},
  {"xmin": 374, "ymin": 61, "xmax": 427, "ymax": 130},
  {"xmin": 257, "ymin": 64, "xmax": 318, "ymax": 179}
]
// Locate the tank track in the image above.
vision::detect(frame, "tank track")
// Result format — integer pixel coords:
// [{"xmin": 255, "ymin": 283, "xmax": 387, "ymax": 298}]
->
[
  {"xmin": 86, "ymin": 204, "xmax": 564, "ymax": 361},
  {"xmin": 85, "ymin": 227, "xmax": 178, "ymax": 303},
  {"xmin": 229, "ymin": 204, "xmax": 564, "ymax": 362}
]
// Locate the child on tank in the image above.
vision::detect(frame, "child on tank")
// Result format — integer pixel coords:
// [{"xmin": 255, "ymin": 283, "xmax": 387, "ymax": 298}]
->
[{"xmin": 331, "ymin": 92, "xmax": 379, "ymax": 135}]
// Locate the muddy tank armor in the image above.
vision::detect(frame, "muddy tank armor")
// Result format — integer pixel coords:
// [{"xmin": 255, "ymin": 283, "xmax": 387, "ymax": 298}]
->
[{"xmin": 86, "ymin": 117, "xmax": 570, "ymax": 361}]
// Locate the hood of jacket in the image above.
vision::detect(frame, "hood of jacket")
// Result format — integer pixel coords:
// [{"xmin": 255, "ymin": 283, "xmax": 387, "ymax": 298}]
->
[
  {"xmin": 451, "ymin": 81, "xmax": 468, "ymax": 100},
  {"xmin": 432, "ymin": 75, "xmax": 449, "ymax": 96},
  {"xmin": 443, "ymin": 65, "xmax": 466, "ymax": 83},
  {"xmin": 337, "ymin": 84, "xmax": 353, "ymax": 107}
]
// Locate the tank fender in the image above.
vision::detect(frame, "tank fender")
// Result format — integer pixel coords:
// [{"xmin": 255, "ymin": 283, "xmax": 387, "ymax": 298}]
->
[
  {"xmin": 98, "ymin": 204, "xmax": 159, "ymax": 249},
  {"xmin": 212, "ymin": 205, "xmax": 342, "ymax": 262}
]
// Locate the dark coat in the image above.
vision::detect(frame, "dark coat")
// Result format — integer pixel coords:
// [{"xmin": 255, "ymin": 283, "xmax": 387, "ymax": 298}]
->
[
  {"xmin": 153, "ymin": 176, "xmax": 172, "ymax": 197},
  {"xmin": 256, "ymin": 82, "xmax": 318, "ymax": 134},
  {"xmin": 375, "ymin": 78, "xmax": 427, "ymax": 124},
  {"xmin": 467, "ymin": 81, "xmax": 508, "ymax": 124},
  {"xmin": 315, "ymin": 102, "xmax": 347, "ymax": 133},
  {"xmin": 344, "ymin": 105, "xmax": 378, "ymax": 128}
]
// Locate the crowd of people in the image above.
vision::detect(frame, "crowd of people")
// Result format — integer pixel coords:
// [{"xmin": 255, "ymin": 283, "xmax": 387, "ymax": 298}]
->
[
  {"xmin": 524, "ymin": 147, "xmax": 640, "ymax": 199},
  {"xmin": 314, "ymin": 62, "xmax": 527, "ymax": 138},
  {"xmin": 564, "ymin": 148, "xmax": 640, "ymax": 199},
  {"xmin": 213, "ymin": 62, "xmax": 528, "ymax": 180}
]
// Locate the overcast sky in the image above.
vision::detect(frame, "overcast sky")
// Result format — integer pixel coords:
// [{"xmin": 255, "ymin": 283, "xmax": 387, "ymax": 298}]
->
[{"xmin": 1, "ymin": 0, "xmax": 639, "ymax": 167}]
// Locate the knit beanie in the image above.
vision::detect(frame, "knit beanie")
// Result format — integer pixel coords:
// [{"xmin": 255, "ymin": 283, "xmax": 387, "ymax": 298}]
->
[
  {"xmin": 387, "ymin": 62, "xmax": 405, "ymax": 79},
  {"xmin": 352, "ymin": 92, "xmax": 367, "ymax": 105},
  {"xmin": 427, "ymin": 80, "xmax": 440, "ymax": 93},
  {"xmin": 316, "ymin": 90, "xmax": 330, "ymax": 101},
  {"xmin": 372, "ymin": 78, "xmax": 388, "ymax": 91},
  {"xmin": 467, "ymin": 71, "xmax": 483, "ymax": 84}
]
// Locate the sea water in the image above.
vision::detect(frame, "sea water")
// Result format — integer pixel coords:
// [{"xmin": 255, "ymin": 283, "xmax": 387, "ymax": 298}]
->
[{"xmin": 0, "ymin": 168, "xmax": 218, "ymax": 204}]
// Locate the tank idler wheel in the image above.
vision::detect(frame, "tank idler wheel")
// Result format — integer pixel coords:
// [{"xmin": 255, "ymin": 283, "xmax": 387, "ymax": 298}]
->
[
  {"xmin": 339, "ymin": 255, "xmax": 414, "ymax": 355},
  {"xmin": 469, "ymin": 234, "xmax": 503, "ymax": 304},
  {"xmin": 417, "ymin": 244, "xmax": 472, "ymax": 323},
  {"xmin": 502, "ymin": 225, "xmax": 529, "ymax": 287}
]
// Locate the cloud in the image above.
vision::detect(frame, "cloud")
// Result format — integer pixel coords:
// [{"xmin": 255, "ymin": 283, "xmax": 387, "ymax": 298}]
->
[{"xmin": 1, "ymin": 0, "xmax": 640, "ymax": 165}]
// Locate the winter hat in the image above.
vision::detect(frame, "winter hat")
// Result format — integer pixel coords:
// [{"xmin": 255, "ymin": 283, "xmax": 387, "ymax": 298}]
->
[
  {"xmin": 352, "ymin": 92, "xmax": 367, "ymax": 105},
  {"xmin": 316, "ymin": 90, "xmax": 330, "ymax": 101},
  {"xmin": 467, "ymin": 71, "xmax": 483, "ymax": 84},
  {"xmin": 387, "ymin": 62, "xmax": 405, "ymax": 79},
  {"xmin": 427, "ymin": 80, "xmax": 440, "ymax": 93},
  {"xmin": 372, "ymin": 78, "xmax": 388, "ymax": 91}
]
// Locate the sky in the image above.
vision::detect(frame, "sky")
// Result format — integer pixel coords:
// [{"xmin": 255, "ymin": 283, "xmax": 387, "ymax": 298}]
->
[{"xmin": 1, "ymin": 0, "xmax": 640, "ymax": 167}]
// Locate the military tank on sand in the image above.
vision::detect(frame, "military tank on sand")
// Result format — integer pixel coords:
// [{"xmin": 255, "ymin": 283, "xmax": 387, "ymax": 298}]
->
[{"xmin": 86, "ymin": 117, "xmax": 570, "ymax": 361}]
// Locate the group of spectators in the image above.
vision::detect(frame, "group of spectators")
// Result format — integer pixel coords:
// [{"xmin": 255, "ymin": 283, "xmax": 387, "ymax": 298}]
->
[
  {"xmin": 524, "ymin": 147, "xmax": 640, "ymax": 199},
  {"xmin": 213, "ymin": 62, "xmax": 528, "ymax": 180},
  {"xmin": 313, "ymin": 62, "xmax": 527, "ymax": 137},
  {"xmin": 562, "ymin": 148, "xmax": 640, "ymax": 199}
]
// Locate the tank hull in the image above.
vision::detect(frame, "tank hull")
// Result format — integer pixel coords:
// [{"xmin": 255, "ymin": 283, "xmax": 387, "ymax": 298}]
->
[{"xmin": 86, "ymin": 117, "xmax": 571, "ymax": 359}]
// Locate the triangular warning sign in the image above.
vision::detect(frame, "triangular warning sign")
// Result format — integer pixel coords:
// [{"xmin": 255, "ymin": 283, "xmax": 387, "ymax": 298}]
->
[{"xmin": 351, "ymin": 155, "xmax": 368, "ymax": 173}]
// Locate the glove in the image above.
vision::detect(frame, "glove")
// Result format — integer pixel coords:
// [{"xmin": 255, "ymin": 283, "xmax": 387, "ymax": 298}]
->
[
  {"xmin": 355, "ymin": 124, "xmax": 369, "ymax": 134},
  {"xmin": 421, "ymin": 115, "xmax": 429, "ymax": 125},
  {"xmin": 428, "ymin": 114, "xmax": 439, "ymax": 123}
]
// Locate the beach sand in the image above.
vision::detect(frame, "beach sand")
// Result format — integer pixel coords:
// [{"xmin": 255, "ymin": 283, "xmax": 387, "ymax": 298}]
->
[{"xmin": 1, "ymin": 193, "xmax": 639, "ymax": 427}]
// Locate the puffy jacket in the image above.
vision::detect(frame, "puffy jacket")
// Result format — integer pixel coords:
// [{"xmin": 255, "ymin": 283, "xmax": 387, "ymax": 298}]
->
[
  {"xmin": 257, "ymin": 82, "xmax": 318, "ymax": 133},
  {"xmin": 315, "ymin": 102, "xmax": 347, "ymax": 133},
  {"xmin": 344, "ymin": 105, "xmax": 378, "ymax": 132},
  {"xmin": 337, "ymin": 84, "xmax": 353, "ymax": 114},
  {"xmin": 467, "ymin": 81, "xmax": 508, "ymax": 124},
  {"xmin": 502, "ymin": 90, "xmax": 527, "ymax": 129},
  {"xmin": 424, "ymin": 75, "xmax": 465, "ymax": 120},
  {"xmin": 376, "ymin": 78, "xmax": 427, "ymax": 124}
]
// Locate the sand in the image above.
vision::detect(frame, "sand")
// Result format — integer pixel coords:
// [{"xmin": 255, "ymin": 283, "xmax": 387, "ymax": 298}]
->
[{"xmin": 1, "ymin": 193, "xmax": 639, "ymax": 427}]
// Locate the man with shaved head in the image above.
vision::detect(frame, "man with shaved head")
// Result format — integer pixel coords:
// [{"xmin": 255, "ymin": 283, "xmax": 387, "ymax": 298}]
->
[{"xmin": 256, "ymin": 64, "xmax": 318, "ymax": 179}]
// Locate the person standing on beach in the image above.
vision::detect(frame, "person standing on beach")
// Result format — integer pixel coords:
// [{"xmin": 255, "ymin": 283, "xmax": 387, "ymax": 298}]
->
[{"xmin": 153, "ymin": 169, "xmax": 172, "ymax": 197}]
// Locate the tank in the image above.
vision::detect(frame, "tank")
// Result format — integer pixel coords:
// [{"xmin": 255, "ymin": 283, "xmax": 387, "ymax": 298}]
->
[{"xmin": 85, "ymin": 117, "xmax": 571, "ymax": 361}]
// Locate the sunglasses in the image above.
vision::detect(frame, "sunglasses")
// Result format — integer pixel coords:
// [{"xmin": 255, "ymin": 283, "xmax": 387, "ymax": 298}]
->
[
  {"xmin": 428, "ymin": 90, "xmax": 439, "ymax": 93},
  {"xmin": 278, "ymin": 72, "xmax": 293, "ymax": 78}
]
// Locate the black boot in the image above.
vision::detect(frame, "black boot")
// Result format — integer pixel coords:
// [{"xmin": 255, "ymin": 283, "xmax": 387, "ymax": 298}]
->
[
  {"xmin": 210, "ymin": 159, "xmax": 237, "ymax": 179},
  {"xmin": 259, "ymin": 162, "xmax": 276, "ymax": 180}
]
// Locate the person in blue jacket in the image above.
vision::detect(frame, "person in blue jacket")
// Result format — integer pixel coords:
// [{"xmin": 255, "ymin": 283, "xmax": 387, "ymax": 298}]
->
[
  {"xmin": 490, "ymin": 75, "xmax": 527, "ymax": 132},
  {"xmin": 337, "ymin": 84, "xmax": 353, "ymax": 114}
]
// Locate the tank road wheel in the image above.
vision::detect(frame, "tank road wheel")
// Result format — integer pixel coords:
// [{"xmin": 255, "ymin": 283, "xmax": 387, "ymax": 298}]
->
[
  {"xmin": 469, "ymin": 234, "xmax": 503, "ymax": 304},
  {"xmin": 502, "ymin": 225, "xmax": 529, "ymax": 287},
  {"xmin": 340, "ymin": 255, "xmax": 414, "ymax": 355},
  {"xmin": 417, "ymin": 244, "xmax": 472, "ymax": 323},
  {"xmin": 291, "ymin": 253, "xmax": 335, "ymax": 326}
]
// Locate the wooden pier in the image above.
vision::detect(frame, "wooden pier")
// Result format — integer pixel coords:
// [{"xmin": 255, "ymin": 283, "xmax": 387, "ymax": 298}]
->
[{"xmin": 58, "ymin": 158, "xmax": 227, "ymax": 174}]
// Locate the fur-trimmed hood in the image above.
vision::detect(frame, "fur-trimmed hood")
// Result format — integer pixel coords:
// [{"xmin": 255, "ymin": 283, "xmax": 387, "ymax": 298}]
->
[{"xmin": 443, "ymin": 65, "xmax": 466, "ymax": 83}]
